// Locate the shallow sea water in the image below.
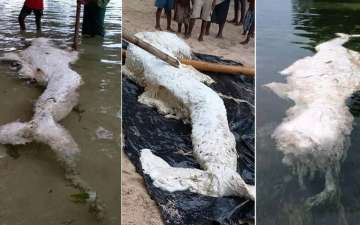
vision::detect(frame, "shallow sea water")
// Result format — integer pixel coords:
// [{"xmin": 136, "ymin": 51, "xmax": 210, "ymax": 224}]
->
[{"xmin": 0, "ymin": 0, "xmax": 121, "ymax": 224}]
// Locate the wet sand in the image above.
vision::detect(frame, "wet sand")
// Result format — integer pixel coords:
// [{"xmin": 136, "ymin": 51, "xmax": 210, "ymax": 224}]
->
[{"xmin": 121, "ymin": 151, "xmax": 163, "ymax": 225}]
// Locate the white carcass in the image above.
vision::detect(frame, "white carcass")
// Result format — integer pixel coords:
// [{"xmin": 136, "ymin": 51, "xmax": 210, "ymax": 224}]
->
[
  {"xmin": 124, "ymin": 31, "xmax": 255, "ymax": 200},
  {"xmin": 0, "ymin": 38, "xmax": 104, "ymax": 219},
  {"xmin": 265, "ymin": 33, "xmax": 360, "ymax": 207}
]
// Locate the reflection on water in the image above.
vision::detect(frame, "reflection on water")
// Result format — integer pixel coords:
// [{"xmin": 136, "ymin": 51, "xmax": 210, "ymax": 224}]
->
[
  {"xmin": 257, "ymin": 0, "xmax": 360, "ymax": 225},
  {"xmin": 0, "ymin": 0, "xmax": 121, "ymax": 224}
]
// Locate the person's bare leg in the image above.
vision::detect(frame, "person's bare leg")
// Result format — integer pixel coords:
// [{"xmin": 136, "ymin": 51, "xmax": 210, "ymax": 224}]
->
[
  {"xmin": 229, "ymin": 0, "xmax": 239, "ymax": 23},
  {"xmin": 239, "ymin": 0, "xmax": 246, "ymax": 25},
  {"xmin": 155, "ymin": 8, "xmax": 163, "ymax": 30},
  {"xmin": 166, "ymin": 9, "xmax": 175, "ymax": 32},
  {"xmin": 216, "ymin": 23, "xmax": 225, "ymax": 38},
  {"xmin": 18, "ymin": 15, "xmax": 26, "ymax": 31},
  {"xmin": 240, "ymin": 34, "xmax": 250, "ymax": 44},
  {"xmin": 178, "ymin": 23, "xmax": 182, "ymax": 33},
  {"xmin": 184, "ymin": 23, "xmax": 189, "ymax": 36},
  {"xmin": 198, "ymin": 20, "xmax": 207, "ymax": 41},
  {"xmin": 186, "ymin": 18, "xmax": 195, "ymax": 39},
  {"xmin": 35, "ymin": 11, "xmax": 42, "ymax": 31},
  {"xmin": 205, "ymin": 22, "xmax": 211, "ymax": 35}
]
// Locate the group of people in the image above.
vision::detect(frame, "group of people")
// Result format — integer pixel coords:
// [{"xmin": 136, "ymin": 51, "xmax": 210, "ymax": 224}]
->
[
  {"xmin": 18, "ymin": 0, "xmax": 110, "ymax": 37},
  {"xmin": 154, "ymin": 0, "xmax": 255, "ymax": 44}
]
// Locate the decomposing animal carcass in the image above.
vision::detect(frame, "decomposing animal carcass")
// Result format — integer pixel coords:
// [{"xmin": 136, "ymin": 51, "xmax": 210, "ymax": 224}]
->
[
  {"xmin": 265, "ymin": 33, "xmax": 360, "ymax": 207},
  {"xmin": 124, "ymin": 31, "xmax": 255, "ymax": 200},
  {"xmin": 0, "ymin": 38, "xmax": 104, "ymax": 219}
]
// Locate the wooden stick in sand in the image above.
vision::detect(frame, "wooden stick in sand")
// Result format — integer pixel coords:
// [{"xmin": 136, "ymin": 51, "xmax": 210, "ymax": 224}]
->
[{"xmin": 72, "ymin": 1, "xmax": 82, "ymax": 50}]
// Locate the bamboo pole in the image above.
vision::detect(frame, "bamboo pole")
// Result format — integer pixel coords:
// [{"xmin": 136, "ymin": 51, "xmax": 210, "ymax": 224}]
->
[
  {"xmin": 122, "ymin": 49, "xmax": 255, "ymax": 76},
  {"xmin": 122, "ymin": 29, "xmax": 180, "ymax": 68},
  {"xmin": 181, "ymin": 59, "xmax": 254, "ymax": 76},
  {"xmin": 72, "ymin": 1, "xmax": 82, "ymax": 50}
]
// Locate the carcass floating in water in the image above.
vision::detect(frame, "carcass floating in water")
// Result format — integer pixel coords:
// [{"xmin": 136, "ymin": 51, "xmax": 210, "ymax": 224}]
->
[
  {"xmin": 124, "ymin": 31, "xmax": 255, "ymax": 200},
  {"xmin": 0, "ymin": 38, "xmax": 105, "ymax": 219},
  {"xmin": 265, "ymin": 33, "xmax": 360, "ymax": 207}
]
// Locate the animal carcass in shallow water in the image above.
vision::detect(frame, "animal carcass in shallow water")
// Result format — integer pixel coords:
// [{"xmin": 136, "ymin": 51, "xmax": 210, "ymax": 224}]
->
[
  {"xmin": 265, "ymin": 33, "xmax": 360, "ymax": 207},
  {"xmin": 124, "ymin": 31, "xmax": 255, "ymax": 200},
  {"xmin": 0, "ymin": 38, "xmax": 104, "ymax": 219}
]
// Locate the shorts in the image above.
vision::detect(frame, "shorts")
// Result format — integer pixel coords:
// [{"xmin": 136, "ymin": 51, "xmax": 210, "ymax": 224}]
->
[
  {"xmin": 191, "ymin": 0, "xmax": 213, "ymax": 22},
  {"xmin": 155, "ymin": 0, "xmax": 175, "ymax": 11},
  {"xmin": 19, "ymin": 5, "xmax": 43, "ymax": 19}
]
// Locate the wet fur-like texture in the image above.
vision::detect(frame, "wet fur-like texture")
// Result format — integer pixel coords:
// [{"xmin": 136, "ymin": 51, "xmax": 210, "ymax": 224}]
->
[
  {"xmin": 125, "ymin": 31, "xmax": 255, "ymax": 200},
  {"xmin": 265, "ymin": 33, "xmax": 360, "ymax": 209}
]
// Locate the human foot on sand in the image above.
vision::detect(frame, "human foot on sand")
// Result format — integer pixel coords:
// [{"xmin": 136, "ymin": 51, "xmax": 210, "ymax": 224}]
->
[
  {"xmin": 155, "ymin": 25, "xmax": 162, "ymax": 31},
  {"xmin": 240, "ymin": 39, "xmax": 249, "ymax": 44},
  {"xmin": 228, "ymin": 18, "xmax": 237, "ymax": 24},
  {"xmin": 167, "ymin": 27, "xmax": 175, "ymax": 32}
]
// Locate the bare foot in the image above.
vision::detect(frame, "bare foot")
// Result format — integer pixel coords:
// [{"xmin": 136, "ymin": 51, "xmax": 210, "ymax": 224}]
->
[
  {"xmin": 167, "ymin": 27, "xmax": 176, "ymax": 33},
  {"xmin": 228, "ymin": 18, "xmax": 237, "ymax": 24},
  {"xmin": 198, "ymin": 36, "xmax": 204, "ymax": 41},
  {"xmin": 216, "ymin": 34, "xmax": 223, "ymax": 39},
  {"xmin": 155, "ymin": 26, "xmax": 162, "ymax": 31},
  {"xmin": 240, "ymin": 39, "xmax": 249, "ymax": 45},
  {"xmin": 184, "ymin": 33, "xmax": 191, "ymax": 39},
  {"xmin": 235, "ymin": 22, "xmax": 242, "ymax": 26},
  {"xmin": 205, "ymin": 31, "xmax": 210, "ymax": 36}
]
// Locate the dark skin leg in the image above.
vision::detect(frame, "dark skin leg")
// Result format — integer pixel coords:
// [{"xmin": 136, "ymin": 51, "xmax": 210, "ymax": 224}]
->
[
  {"xmin": 186, "ymin": 18, "xmax": 196, "ymax": 39},
  {"xmin": 205, "ymin": 22, "xmax": 211, "ymax": 35},
  {"xmin": 216, "ymin": 22, "xmax": 225, "ymax": 38},
  {"xmin": 239, "ymin": 0, "xmax": 246, "ymax": 25},
  {"xmin": 35, "ymin": 12, "xmax": 42, "ymax": 31},
  {"xmin": 198, "ymin": 20, "xmax": 207, "ymax": 41},
  {"xmin": 229, "ymin": 0, "xmax": 239, "ymax": 24},
  {"xmin": 155, "ymin": 8, "xmax": 163, "ymax": 30},
  {"xmin": 184, "ymin": 23, "xmax": 189, "ymax": 36},
  {"xmin": 18, "ymin": 15, "xmax": 26, "ymax": 30},
  {"xmin": 241, "ymin": 23, "xmax": 254, "ymax": 44},
  {"xmin": 165, "ymin": 9, "xmax": 175, "ymax": 32},
  {"xmin": 178, "ymin": 23, "xmax": 182, "ymax": 33}
]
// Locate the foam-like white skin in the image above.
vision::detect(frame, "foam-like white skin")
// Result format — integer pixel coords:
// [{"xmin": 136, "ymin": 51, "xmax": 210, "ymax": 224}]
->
[
  {"xmin": 265, "ymin": 34, "xmax": 360, "ymax": 206},
  {"xmin": 266, "ymin": 34, "xmax": 360, "ymax": 174},
  {"xmin": 125, "ymin": 31, "xmax": 254, "ymax": 199},
  {"xmin": 0, "ymin": 38, "xmax": 104, "ymax": 218},
  {"xmin": 0, "ymin": 38, "xmax": 81, "ymax": 166}
]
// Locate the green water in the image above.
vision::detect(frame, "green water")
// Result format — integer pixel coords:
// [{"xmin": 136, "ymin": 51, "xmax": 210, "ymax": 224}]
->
[
  {"xmin": 0, "ymin": 0, "xmax": 121, "ymax": 224},
  {"xmin": 257, "ymin": 0, "xmax": 360, "ymax": 225}
]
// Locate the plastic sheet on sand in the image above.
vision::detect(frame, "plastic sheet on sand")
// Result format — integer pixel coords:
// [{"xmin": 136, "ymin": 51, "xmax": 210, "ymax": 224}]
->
[{"xmin": 123, "ymin": 53, "xmax": 254, "ymax": 225}]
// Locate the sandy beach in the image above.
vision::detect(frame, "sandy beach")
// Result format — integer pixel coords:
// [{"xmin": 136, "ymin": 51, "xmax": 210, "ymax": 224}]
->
[
  {"xmin": 121, "ymin": 151, "xmax": 163, "ymax": 225},
  {"xmin": 122, "ymin": 1, "xmax": 254, "ymax": 224}
]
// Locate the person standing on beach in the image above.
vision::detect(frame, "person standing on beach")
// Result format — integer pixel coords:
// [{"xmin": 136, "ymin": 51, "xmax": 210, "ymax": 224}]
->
[
  {"xmin": 241, "ymin": 0, "xmax": 254, "ymax": 44},
  {"xmin": 187, "ymin": 0, "xmax": 215, "ymax": 41},
  {"xmin": 155, "ymin": 0, "xmax": 175, "ymax": 32},
  {"xmin": 205, "ymin": 0, "xmax": 231, "ymax": 38},
  {"xmin": 174, "ymin": 0, "xmax": 191, "ymax": 35},
  {"xmin": 18, "ymin": 0, "xmax": 44, "ymax": 31},
  {"xmin": 228, "ymin": 0, "xmax": 245, "ymax": 25}
]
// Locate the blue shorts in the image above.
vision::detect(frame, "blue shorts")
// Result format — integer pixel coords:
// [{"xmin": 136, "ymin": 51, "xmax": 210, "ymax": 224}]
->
[{"xmin": 155, "ymin": 0, "xmax": 175, "ymax": 11}]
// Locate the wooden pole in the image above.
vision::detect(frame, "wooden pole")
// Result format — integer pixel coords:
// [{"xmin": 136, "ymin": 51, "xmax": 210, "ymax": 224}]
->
[
  {"xmin": 122, "ymin": 49, "xmax": 255, "ymax": 76},
  {"xmin": 72, "ymin": 1, "xmax": 82, "ymax": 50},
  {"xmin": 180, "ymin": 59, "xmax": 255, "ymax": 76},
  {"xmin": 122, "ymin": 29, "xmax": 180, "ymax": 68}
]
